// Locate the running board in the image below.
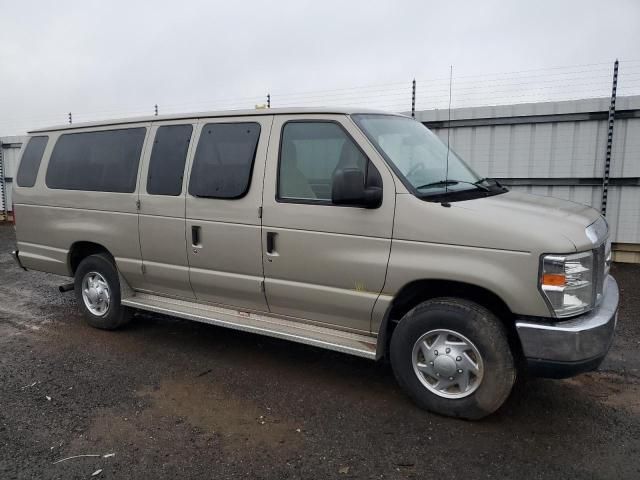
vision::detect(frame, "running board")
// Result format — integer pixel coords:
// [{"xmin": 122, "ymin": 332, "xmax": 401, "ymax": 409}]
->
[{"xmin": 121, "ymin": 293, "xmax": 378, "ymax": 359}]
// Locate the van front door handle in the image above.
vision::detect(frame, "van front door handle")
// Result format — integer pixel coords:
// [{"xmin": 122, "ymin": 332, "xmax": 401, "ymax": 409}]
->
[{"xmin": 266, "ymin": 231, "xmax": 277, "ymax": 255}]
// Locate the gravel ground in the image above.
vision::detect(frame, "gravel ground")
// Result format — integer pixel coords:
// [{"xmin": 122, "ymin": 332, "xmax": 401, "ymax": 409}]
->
[{"xmin": 1, "ymin": 222, "xmax": 639, "ymax": 479}]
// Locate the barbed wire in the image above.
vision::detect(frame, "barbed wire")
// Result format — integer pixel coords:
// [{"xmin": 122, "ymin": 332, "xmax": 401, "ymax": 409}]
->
[{"xmin": 2, "ymin": 61, "xmax": 640, "ymax": 136}]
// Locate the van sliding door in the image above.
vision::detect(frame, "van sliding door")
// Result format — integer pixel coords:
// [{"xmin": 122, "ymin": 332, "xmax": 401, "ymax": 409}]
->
[{"xmin": 185, "ymin": 116, "xmax": 273, "ymax": 311}]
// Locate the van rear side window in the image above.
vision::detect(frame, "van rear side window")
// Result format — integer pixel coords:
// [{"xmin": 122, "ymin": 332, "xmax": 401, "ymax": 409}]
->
[
  {"xmin": 46, "ymin": 128, "xmax": 146, "ymax": 193},
  {"xmin": 188, "ymin": 123, "xmax": 260, "ymax": 199},
  {"xmin": 16, "ymin": 136, "xmax": 48, "ymax": 187},
  {"xmin": 147, "ymin": 125, "xmax": 193, "ymax": 196}
]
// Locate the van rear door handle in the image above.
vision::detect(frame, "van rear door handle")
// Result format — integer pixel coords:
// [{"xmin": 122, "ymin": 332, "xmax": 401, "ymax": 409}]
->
[
  {"xmin": 266, "ymin": 231, "xmax": 277, "ymax": 255},
  {"xmin": 191, "ymin": 226, "xmax": 202, "ymax": 247}
]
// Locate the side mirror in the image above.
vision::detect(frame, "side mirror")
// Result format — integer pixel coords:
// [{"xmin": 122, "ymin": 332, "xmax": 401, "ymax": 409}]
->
[{"xmin": 332, "ymin": 168, "xmax": 382, "ymax": 209}]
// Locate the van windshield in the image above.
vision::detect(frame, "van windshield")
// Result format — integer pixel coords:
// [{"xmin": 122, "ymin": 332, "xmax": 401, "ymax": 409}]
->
[{"xmin": 352, "ymin": 114, "xmax": 506, "ymax": 201}]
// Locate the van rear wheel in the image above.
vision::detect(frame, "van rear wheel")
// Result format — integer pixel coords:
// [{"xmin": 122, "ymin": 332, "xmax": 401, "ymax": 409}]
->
[
  {"xmin": 74, "ymin": 253, "xmax": 131, "ymax": 330},
  {"xmin": 390, "ymin": 298, "xmax": 516, "ymax": 420}
]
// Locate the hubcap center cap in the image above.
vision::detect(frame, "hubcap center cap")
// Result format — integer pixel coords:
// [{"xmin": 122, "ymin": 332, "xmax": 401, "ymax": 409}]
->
[
  {"xmin": 88, "ymin": 287, "xmax": 99, "ymax": 303},
  {"xmin": 433, "ymin": 355, "xmax": 457, "ymax": 377}
]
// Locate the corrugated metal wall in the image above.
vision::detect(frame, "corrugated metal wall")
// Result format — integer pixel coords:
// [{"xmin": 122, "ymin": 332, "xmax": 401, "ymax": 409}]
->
[
  {"xmin": 0, "ymin": 136, "xmax": 27, "ymax": 217},
  {"xmin": 3, "ymin": 100, "xmax": 639, "ymax": 259},
  {"xmin": 416, "ymin": 96, "xmax": 640, "ymax": 252}
]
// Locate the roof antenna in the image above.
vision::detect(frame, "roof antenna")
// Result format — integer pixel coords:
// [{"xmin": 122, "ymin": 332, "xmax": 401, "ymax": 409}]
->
[{"xmin": 444, "ymin": 65, "xmax": 452, "ymax": 193}]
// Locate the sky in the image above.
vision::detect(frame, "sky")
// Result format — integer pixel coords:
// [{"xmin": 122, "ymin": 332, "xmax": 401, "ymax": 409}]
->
[{"xmin": 1, "ymin": 0, "xmax": 639, "ymax": 136}]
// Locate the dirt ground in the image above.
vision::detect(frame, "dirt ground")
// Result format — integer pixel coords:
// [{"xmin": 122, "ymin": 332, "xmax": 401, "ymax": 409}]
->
[{"xmin": 1, "ymin": 223, "xmax": 639, "ymax": 479}]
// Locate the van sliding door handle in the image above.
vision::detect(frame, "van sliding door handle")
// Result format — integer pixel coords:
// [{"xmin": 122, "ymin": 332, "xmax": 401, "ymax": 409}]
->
[
  {"xmin": 266, "ymin": 232, "xmax": 276, "ymax": 254},
  {"xmin": 191, "ymin": 226, "xmax": 202, "ymax": 247}
]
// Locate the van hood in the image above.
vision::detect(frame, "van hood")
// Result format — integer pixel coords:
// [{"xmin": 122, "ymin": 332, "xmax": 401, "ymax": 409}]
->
[
  {"xmin": 468, "ymin": 190, "xmax": 601, "ymax": 246},
  {"xmin": 394, "ymin": 190, "xmax": 604, "ymax": 254}
]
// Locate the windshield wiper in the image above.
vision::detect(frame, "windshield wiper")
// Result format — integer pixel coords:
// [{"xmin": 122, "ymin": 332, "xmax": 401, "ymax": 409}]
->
[
  {"xmin": 474, "ymin": 177, "xmax": 505, "ymax": 189},
  {"xmin": 416, "ymin": 179, "xmax": 490, "ymax": 192}
]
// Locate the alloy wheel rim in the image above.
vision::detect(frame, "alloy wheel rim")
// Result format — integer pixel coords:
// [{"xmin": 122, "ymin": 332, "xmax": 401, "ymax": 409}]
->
[
  {"xmin": 412, "ymin": 328, "xmax": 484, "ymax": 399},
  {"xmin": 81, "ymin": 271, "xmax": 111, "ymax": 317}
]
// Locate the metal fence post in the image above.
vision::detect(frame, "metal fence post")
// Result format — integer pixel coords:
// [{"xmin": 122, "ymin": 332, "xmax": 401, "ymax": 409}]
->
[
  {"xmin": 411, "ymin": 79, "xmax": 416, "ymax": 118},
  {"xmin": 601, "ymin": 59, "xmax": 619, "ymax": 216}
]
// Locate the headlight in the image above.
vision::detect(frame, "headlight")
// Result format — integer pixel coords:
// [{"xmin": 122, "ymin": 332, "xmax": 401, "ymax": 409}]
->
[{"xmin": 540, "ymin": 251, "xmax": 594, "ymax": 318}]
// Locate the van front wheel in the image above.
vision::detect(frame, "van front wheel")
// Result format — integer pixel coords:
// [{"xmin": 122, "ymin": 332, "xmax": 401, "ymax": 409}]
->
[
  {"xmin": 390, "ymin": 298, "xmax": 516, "ymax": 420},
  {"xmin": 74, "ymin": 253, "xmax": 131, "ymax": 330}
]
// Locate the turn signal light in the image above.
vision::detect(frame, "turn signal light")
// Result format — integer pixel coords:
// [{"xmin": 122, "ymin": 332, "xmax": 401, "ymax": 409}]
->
[{"xmin": 541, "ymin": 273, "xmax": 566, "ymax": 287}]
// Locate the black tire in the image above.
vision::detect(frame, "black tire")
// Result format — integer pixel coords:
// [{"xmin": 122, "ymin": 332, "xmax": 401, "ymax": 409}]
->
[
  {"xmin": 74, "ymin": 253, "xmax": 131, "ymax": 330},
  {"xmin": 390, "ymin": 297, "xmax": 516, "ymax": 420}
]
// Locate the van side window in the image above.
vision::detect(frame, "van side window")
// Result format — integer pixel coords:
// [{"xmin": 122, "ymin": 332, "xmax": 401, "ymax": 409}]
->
[
  {"xmin": 147, "ymin": 125, "xmax": 193, "ymax": 196},
  {"xmin": 189, "ymin": 123, "xmax": 260, "ymax": 199},
  {"xmin": 46, "ymin": 128, "xmax": 146, "ymax": 193},
  {"xmin": 16, "ymin": 136, "xmax": 48, "ymax": 188},
  {"xmin": 278, "ymin": 121, "xmax": 378, "ymax": 202}
]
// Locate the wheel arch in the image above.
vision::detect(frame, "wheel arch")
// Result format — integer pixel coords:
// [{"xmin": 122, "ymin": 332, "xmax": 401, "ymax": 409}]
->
[
  {"xmin": 377, "ymin": 279, "xmax": 523, "ymax": 362},
  {"xmin": 68, "ymin": 241, "xmax": 114, "ymax": 275}
]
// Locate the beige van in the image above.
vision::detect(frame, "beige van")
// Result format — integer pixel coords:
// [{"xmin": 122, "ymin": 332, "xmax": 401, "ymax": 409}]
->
[{"xmin": 11, "ymin": 108, "xmax": 617, "ymax": 419}]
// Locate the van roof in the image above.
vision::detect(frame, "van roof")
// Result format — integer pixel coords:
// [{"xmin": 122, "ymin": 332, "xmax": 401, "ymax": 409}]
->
[{"xmin": 28, "ymin": 107, "xmax": 406, "ymax": 134}]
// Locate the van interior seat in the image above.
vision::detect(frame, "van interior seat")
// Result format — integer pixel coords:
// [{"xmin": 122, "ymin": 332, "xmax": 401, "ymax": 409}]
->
[
  {"xmin": 280, "ymin": 142, "xmax": 316, "ymax": 199},
  {"xmin": 333, "ymin": 140, "xmax": 382, "ymax": 188},
  {"xmin": 333, "ymin": 140, "xmax": 364, "ymax": 174}
]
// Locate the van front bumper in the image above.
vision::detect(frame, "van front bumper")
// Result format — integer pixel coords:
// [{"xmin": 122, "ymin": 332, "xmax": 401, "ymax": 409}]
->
[{"xmin": 515, "ymin": 276, "xmax": 618, "ymax": 379}]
